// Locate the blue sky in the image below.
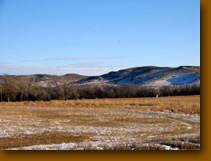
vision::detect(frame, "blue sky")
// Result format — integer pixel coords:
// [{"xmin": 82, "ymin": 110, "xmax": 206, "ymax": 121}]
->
[{"xmin": 0, "ymin": 0, "xmax": 200, "ymax": 76}]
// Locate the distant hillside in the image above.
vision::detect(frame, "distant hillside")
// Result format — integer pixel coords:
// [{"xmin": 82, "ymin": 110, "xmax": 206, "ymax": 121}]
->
[
  {"xmin": 0, "ymin": 74, "xmax": 88, "ymax": 87},
  {"xmin": 0, "ymin": 66, "xmax": 200, "ymax": 101},
  {"xmin": 77, "ymin": 66, "xmax": 200, "ymax": 87},
  {"xmin": 0, "ymin": 66, "xmax": 200, "ymax": 87},
  {"xmin": 30, "ymin": 74, "xmax": 88, "ymax": 87}
]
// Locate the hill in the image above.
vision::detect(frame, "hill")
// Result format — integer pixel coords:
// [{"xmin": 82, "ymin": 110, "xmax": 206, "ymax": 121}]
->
[
  {"xmin": 77, "ymin": 66, "xmax": 200, "ymax": 86},
  {"xmin": 0, "ymin": 66, "xmax": 200, "ymax": 87},
  {"xmin": 0, "ymin": 74, "xmax": 88, "ymax": 87}
]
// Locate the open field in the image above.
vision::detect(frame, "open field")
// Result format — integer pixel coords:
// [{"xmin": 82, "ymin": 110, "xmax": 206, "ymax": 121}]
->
[
  {"xmin": 0, "ymin": 95, "xmax": 200, "ymax": 114},
  {"xmin": 0, "ymin": 95, "xmax": 200, "ymax": 150}
]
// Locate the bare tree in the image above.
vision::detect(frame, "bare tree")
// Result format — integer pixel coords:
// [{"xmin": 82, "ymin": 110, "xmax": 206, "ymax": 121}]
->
[{"xmin": 1, "ymin": 75, "xmax": 19, "ymax": 102}]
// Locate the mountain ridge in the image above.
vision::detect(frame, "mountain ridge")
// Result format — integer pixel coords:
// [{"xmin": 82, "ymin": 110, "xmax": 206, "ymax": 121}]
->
[
  {"xmin": 77, "ymin": 66, "xmax": 200, "ymax": 87},
  {"xmin": 0, "ymin": 66, "xmax": 200, "ymax": 87}
]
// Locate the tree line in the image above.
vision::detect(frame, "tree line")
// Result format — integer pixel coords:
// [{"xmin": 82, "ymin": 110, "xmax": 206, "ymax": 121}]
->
[{"xmin": 0, "ymin": 75, "xmax": 200, "ymax": 102}]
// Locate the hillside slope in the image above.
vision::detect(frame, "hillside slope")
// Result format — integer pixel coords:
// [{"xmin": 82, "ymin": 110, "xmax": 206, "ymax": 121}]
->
[
  {"xmin": 0, "ymin": 66, "xmax": 200, "ymax": 87},
  {"xmin": 0, "ymin": 74, "xmax": 88, "ymax": 87},
  {"xmin": 77, "ymin": 66, "xmax": 200, "ymax": 86}
]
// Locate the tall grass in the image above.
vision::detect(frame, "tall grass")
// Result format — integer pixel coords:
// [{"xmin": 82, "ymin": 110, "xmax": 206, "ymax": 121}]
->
[{"xmin": 0, "ymin": 95, "xmax": 200, "ymax": 114}]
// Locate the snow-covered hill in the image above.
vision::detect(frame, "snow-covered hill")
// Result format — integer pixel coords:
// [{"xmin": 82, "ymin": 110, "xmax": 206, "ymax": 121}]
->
[
  {"xmin": 77, "ymin": 66, "xmax": 200, "ymax": 87},
  {"xmin": 0, "ymin": 66, "xmax": 200, "ymax": 87}
]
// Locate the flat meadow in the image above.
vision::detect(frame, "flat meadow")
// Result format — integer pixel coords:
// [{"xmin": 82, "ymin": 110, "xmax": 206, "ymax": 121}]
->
[{"xmin": 0, "ymin": 95, "xmax": 200, "ymax": 150}]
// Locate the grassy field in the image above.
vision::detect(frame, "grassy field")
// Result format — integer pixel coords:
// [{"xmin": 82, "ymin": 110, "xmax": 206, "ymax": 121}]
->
[
  {"xmin": 0, "ymin": 95, "xmax": 200, "ymax": 150},
  {"xmin": 0, "ymin": 95, "xmax": 200, "ymax": 114}
]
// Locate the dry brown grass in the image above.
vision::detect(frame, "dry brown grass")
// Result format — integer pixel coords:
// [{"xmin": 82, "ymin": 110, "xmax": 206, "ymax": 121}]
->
[
  {"xmin": 0, "ymin": 132, "xmax": 90, "ymax": 149},
  {"xmin": 0, "ymin": 95, "xmax": 200, "ymax": 150},
  {"xmin": 0, "ymin": 106, "xmax": 199, "ymax": 150},
  {"xmin": 0, "ymin": 95, "xmax": 200, "ymax": 114},
  {"xmin": 84, "ymin": 134, "xmax": 200, "ymax": 150}
]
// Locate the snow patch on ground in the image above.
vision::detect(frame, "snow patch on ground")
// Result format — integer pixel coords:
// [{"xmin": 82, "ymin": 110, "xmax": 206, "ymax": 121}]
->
[{"xmin": 0, "ymin": 107, "xmax": 200, "ymax": 150}]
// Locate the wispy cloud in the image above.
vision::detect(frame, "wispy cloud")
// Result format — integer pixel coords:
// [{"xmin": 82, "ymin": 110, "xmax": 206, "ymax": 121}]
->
[
  {"xmin": 0, "ymin": 62, "xmax": 11, "ymax": 65},
  {"xmin": 0, "ymin": 64, "xmax": 122, "ymax": 76},
  {"xmin": 46, "ymin": 56, "xmax": 127, "ymax": 61},
  {"xmin": 22, "ymin": 56, "xmax": 128, "ymax": 62},
  {"xmin": 66, "ymin": 62, "xmax": 122, "ymax": 68}
]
